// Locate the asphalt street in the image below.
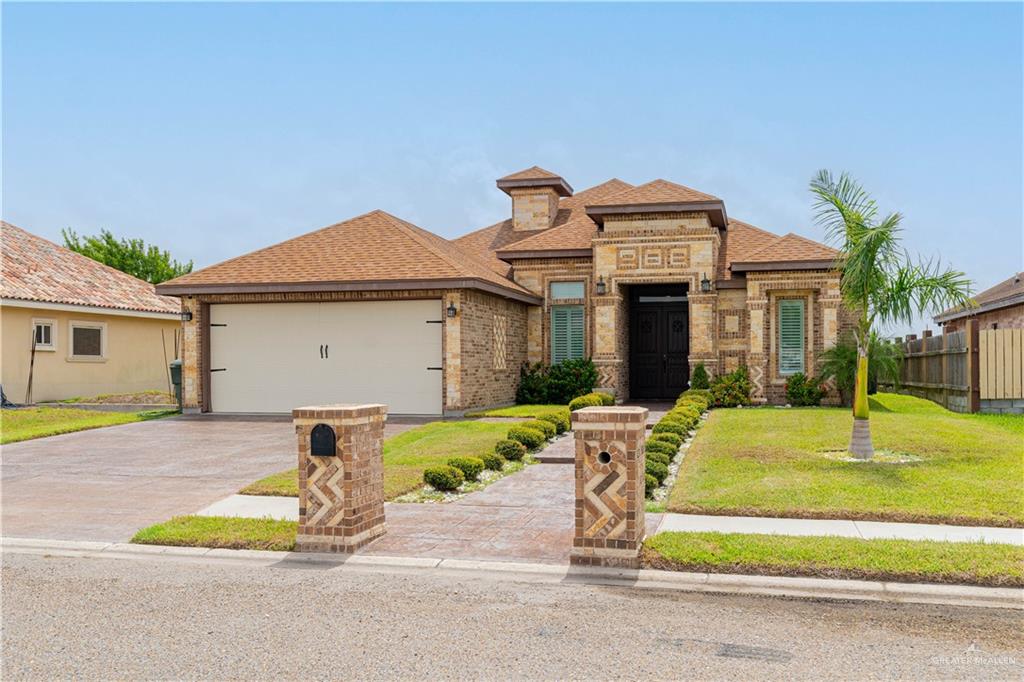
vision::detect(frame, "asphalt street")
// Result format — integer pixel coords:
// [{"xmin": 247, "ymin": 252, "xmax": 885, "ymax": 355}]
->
[{"xmin": 2, "ymin": 552, "xmax": 1021, "ymax": 680}]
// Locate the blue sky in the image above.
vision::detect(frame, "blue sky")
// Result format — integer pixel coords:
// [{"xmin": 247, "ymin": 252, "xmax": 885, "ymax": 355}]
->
[{"xmin": 4, "ymin": 2, "xmax": 1021, "ymax": 333}]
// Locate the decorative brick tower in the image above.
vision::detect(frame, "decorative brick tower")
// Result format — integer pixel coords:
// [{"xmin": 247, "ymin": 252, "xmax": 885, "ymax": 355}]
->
[
  {"xmin": 294, "ymin": 404, "xmax": 387, "ymax": 553},
  {"xmin": 570, "ymin": 406, "xmax": 648, "ymax": 568}
]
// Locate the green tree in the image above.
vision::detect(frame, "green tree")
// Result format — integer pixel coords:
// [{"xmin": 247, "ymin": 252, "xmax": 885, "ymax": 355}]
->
[
  {"xmin": 810, "ymin": 170, "xmax": 971, "ymax": 459},
  {"xmin": 62, "ymin": 228, "xmax": 192, "ymax": 284},
  {"xmin": 819, "ymin": 330, "xmax": 903, "ymax": 405}
]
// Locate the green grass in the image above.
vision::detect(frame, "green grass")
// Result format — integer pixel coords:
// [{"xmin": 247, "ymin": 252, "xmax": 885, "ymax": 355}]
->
[
  {"xmin": 240, "ymin": 420, "xmax": 524, "ymax": 500},
  {"xmin": 0, "ymin": 407, "xmax": 177, "ymax": 444},
  {"xmin": 643, "ymin": 531, "xmax": 1024, "ymax": 587},
  {"xmin": 667, "ymin": 393, "xmax": 1024, "ymax": 527},
  {"xmin": 58, "ymin": 390, "xmax": 175, "ymax": 404},
  {"xmin": 132, "ymin": 515, "xmax": 297, "ymax": 551},
  {"xmin": 465, "ymin": 404, "xmax": 568, "ymax": 418}
]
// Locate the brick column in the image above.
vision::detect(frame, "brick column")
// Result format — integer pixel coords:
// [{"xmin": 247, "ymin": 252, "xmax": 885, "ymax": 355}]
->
[
  {"xmin": 570, "ymin": 406, "xmax": 648, "ymax": 568},
  {"xmin": 294, "ymin": 403, "xmax": 387, "ymax": 553}
]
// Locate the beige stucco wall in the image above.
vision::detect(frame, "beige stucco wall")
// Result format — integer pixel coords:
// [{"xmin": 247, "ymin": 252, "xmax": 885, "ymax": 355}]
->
[{"xmin": 1, "ymin": 305, "xmax": 180, "ymax": 402}]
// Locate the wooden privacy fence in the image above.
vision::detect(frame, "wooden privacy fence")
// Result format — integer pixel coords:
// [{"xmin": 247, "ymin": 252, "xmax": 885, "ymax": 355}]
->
[
  {"xmin": 889, "ymin": 320, "xmax": 1024, "ymax": 413},
  {"xmin": 979, "ymin": 328, "xmax": 1024, "ymax": 400}
]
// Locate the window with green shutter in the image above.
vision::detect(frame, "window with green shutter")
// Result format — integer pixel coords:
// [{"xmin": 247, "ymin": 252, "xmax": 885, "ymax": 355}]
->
[
  {"xmin": 778, "ymin": 300, "xmax": 805, "ymax": 375},
  {"xmin": 551, "ymin": 305, "xmax": 585, "ymax": 364}
]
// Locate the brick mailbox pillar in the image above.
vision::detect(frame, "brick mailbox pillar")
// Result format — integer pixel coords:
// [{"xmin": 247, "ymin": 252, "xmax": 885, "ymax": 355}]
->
[
  {"xmin": 570, "ymin": 406, "xmax": 648, "ymax": 568},
  {"xmin": 294, "ymin": 403, "xmax": 387, "ymax": 553}
]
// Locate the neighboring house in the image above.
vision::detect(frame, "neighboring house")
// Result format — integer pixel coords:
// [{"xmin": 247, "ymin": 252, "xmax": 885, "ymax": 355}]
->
[
  {"xmin": 1, "ymin": 222, "xmax": 181, "ymax": 402},
  {"xmin": 935, "ymin": 272, "xmax": 1023, "ymax": 331},
  {"xmin": 158, "ymin": 167, "xmax": 853, "ymax": 415}
]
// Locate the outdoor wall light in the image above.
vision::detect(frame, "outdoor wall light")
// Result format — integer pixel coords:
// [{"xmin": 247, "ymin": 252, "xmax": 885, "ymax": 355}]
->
[
  {"xmin": 595, "ymin": 276, "xmax": 607, "ymax": 296},
  {"xmin": 700, "ymin": 273, "xmax": 712, "ymax": 293},
  {"xmin": 180, "ymin": 310, "xmax": 193, "ymax": 322},
  {"xmin": 447, "ymin": 302, "xmax": 458, "ymax": 318}
]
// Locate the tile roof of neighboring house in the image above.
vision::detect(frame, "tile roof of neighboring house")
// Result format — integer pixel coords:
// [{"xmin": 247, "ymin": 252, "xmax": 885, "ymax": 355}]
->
[
  {"xmin": 935, "ymin": 271, "xmax": 1024, "ymax": 323},
  {"xmin": 1, "ymin": 221, "xmax": 179, "ymax": 315},
  {"xmin": 586, "ymin": 179, "xmax": 721, "ymax": 207},
  {"xmin": 728, "ymin": 232, "xmax": 839, "ymax": 272},
  {"xmin": 157, "ymin": 210, "xmax": 540, "ymax": 303},
  {"xmin": 455, "ymin": 179, "xmax": 635, "ymax": 262}
]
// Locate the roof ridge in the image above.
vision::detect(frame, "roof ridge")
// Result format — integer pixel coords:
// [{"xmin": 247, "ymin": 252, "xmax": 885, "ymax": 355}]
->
[{"xmin": 374, "ymin": 210, "xmax": 476, "ymax": 275}]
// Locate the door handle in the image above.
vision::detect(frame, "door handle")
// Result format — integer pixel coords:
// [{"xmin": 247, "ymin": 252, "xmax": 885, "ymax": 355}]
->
[
  {"xmin": 325, "ymin": 344, "xmax": 328, "ymax": 359},
  {"xmin": 320, "ymin": 344, "xmax": 324, "ymax": 359}
]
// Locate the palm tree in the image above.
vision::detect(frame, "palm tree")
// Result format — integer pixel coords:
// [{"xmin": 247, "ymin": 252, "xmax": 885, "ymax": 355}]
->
[{"xmin": 809, "ymin": 170, "xmax": 972, "ymax": 459}]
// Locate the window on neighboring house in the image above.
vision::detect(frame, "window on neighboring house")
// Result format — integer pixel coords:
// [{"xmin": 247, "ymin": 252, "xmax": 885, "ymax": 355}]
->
[
  {"xmin": 32, "ymin": 320, "xmax": 56, "ymax": 351},
  {"xmin": 778, "ymin": 300, "xmax": 805, "ymax": 375},
  {"xmin": 69, "ymin": 322, "xmax": 106, "ymax": 360},
  {"xmin": 551, "ymin": 305, "xmax": 585, "ymax": 364}
]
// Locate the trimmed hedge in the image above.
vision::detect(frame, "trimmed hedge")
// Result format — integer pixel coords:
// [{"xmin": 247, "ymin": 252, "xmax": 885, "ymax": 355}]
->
[
  {"xmin": 507, "ymin": 425, "xmax": 547, "ymax": 450},
  {"xmin": 480, "ymin": 452, "xmax": 505, "ymax": 471},
  {"xmin": 645, "ymin": 473, "xmax": 659, "ymax": 498},
  {"xmin": 646, "ymin": 459, "xmax": 669, "ymax": 483},
  {"xmin": 447, "ymin": 456, "xmax": 485, "ymax": 482},
  {"xmin": 652, "ymin": 420, "xmax": 690, "ymax": 438},
  {"xmin": 424, "ymin": 465, "xmax": 464, "ymax": 491},
  {"xmin": 539, "ymin": 411, "xmax": 570, "ymax": 434},
  {"xmin": 646, "ymin": 450, "xmax": 670, "ymax": 466},
  {"xmin": 524, "ymin": 419, "xmax": 556, "ymax": 440},
  {"xmin": 596, "ymin": 392, "xmax": 615, "ymax": 406},
  {"xmin": 676, "ymin": 395, "xmax": 710, "ymax": 413},
  {"xmin": 669, "ymin": 406, "xmax": 700, "ymax": 422},
  {"xmin": 648, "ymin": 432, "xmax": 683, "ymax": 448},
  {"xmin": 495, "ymin": 439, "xmax": 527, "ymax": 461},
  {"xmin": 568, "ymin": 393, "xmax": 604, "ymax": 411},
  {"xmin": 645, "ymin": 440, "xmax": 677, "ymax": 458},
  {"xmin": 679, "ymin": 388, "xmax": 713, "ymax": 404}
]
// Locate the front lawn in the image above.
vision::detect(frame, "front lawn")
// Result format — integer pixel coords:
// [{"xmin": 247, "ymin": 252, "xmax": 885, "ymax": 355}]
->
[
  {"xmin": 58, "ymin": 390, "xmax": 175, "ymax": 405},
  {"xmin": 667, "ymin": 393, "xmax": 1024, "ymax": 527},
  {"xmin": 241, "ymin": 420, "xmax": 523, "ymax": 500},
  {"xmin": 465, "ymin": 404, "xmax": 568, "ymax": 419},
  {"xmin": 0, "ymin": 407, "xmax": 177, "ymax": 444},
  {"xmin": 643, "ymin": 531, "xmax": 1024, "ymax": 587},
  {"xmin": 132, "ymin": 516, "xmax": 297, "ymax": 551}
]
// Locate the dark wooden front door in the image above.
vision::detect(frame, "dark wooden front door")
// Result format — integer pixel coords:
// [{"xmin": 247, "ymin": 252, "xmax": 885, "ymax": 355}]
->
[{"xmin": 629, "ymin": 295, "xmax": 690, "ymax": 399}]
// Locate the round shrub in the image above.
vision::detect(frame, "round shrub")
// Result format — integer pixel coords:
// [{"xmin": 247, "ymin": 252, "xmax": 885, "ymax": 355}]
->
[
  {"xmin": 652, "ymin": 420, "xmax": 689, "ymax": 438},
  {"xmin": 680, "ymin": 388, "xmax": 713, "ymax": 403},
  {"xmin": 646, "ymin": 459, "xmax": 669, "ymax": 484},
  {"xmin": 646, "ymin": 450, "xmax": 670, "ymax": 466},
  {"xmin": 689, "ymin": 362, "xmax": 710, "ymax": 390},
  {"xmin": 423, "ymin": 465, "xmax": 464, "ymax": 491},
  {"xmin": 480, "ymin": 452, "xmax": 505, "ymax": 471},
  {"xmin": 661, "ymin": 414, "xmax": 696, "ymax": 432},
  {"xmin": 648, "ymin": 432, "xmax": 683, "ymax": 448},
  {"xmin": 676, "ymin": 396, "xmax": 709, "ymax": 413},
  {"xmin": 524, "ymin": 419, "xmax": 556, "ymax": 440},
  {"xmin": 495, "ymin": 439, "xmax": 527, "ymax": 461},
  {"xmin": 669, "ymin": 406, "xmax": 700, "ymax": 422},
  {"xmin": 507, "ymin": 425, "xmax": 547, "ymax": 450},
  {"xmin": 596, "ymin": 391, "xmax": 615, "ymax": 406},
  {"xmin": 645, "ymin": 473, "xmax": 659, "ymax": 498},
  {"xmin": 568, "ymin": 393, "xmax": 603, "ymax": 411},
  {"xmin": 447, "ymin": 456, "xmax": 484, "ymax": 482},
  {"xmin": 645, "ymin": 440, "xmax": 677, "ymax": 458},
  {"xmin": 539, "ymin": 411, "xmax": 569, "ymax": 435}
]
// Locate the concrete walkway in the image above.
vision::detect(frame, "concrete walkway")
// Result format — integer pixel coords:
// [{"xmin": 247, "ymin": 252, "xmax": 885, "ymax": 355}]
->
[{"xmin": 199, "ymin": 489, "xmax": 1024, "ymax": 546}]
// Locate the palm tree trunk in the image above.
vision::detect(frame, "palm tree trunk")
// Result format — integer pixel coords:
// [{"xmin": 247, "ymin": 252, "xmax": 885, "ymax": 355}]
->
[{"xmin": 848, "ymin": 345, "xmax": 874, "ymax": 459}]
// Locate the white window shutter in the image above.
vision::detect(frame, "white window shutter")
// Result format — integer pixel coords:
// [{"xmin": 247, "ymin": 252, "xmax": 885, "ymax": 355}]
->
[{"xmin": 778, "ymin": 300, "xmax": 805, "ymax": 375}]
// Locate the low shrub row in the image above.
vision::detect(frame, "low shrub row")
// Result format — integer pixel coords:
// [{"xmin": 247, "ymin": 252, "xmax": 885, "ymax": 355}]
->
[
  {"xmin": 567, "ymin": 391, "xmax": 614, "ymax": 411},
  {"xmin": 644, "ymin": 388, "xmax": 712, "ymax": 497}
]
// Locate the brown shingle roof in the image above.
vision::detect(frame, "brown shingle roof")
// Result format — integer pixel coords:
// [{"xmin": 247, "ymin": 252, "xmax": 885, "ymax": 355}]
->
[
  {"xmin": 1, "ymin": 221, "xmax": 179, "ymax": 315},
  {"xmin": 586, "ymin": 178, "xmax": 721, "ymax": 207},
  {"xmin": 730, "ymin": 232, "xmax": 839, "ymax": 269},
  {"xmin": 496, "ymin": 166, "xmax": 573, "ymax": 197},
  {"xmin": 935, "ymin": 272, "xmax": 1024, "ymax": 323},
  {"xmin": 719, "ymin": 219, "xmax": 787, "ymax": 279},
  {"xmin": 157, "ymin": 210, "xmax": 539, "ymax": 302},
  {"xmin": 498, "ymin": 166, "xmax": 563, "ymax": 182}
]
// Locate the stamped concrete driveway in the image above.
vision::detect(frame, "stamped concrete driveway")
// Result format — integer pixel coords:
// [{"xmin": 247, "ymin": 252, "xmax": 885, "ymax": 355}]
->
[{"xmin": 1, "ymin": 414, "xmax": 427, "ymax": 542}]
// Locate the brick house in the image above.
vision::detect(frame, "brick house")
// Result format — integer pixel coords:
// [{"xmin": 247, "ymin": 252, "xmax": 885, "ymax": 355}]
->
[
  {"xmin": 158, "ymin": 167, "xmax": 853, "ymax": 415},
  {"xmin": 935, "ymin": 272, "xmax": 1023, "ymax": 332}
]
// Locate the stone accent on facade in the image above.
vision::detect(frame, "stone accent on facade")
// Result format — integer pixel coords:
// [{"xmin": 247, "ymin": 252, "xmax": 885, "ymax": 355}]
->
[
  {"xmin": 509, "ymin": 257, "xmax": 594, "ymax": 365},
  {"xmin": 570, "ymin": 406, "xmax": 648, "ymax": 569},
  {"xmin": 511, "ymin": 187, "xmax": 560, "ymax": 232},
  {"xmin": 294, "ymin": 403, "xmax": 387, "ymax": 553}
]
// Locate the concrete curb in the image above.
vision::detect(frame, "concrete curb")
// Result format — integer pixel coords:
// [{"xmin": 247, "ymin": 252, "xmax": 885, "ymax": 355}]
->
[{"xmin": 3, "ymin": 537, "xmax": 1020, "ymax": 611}]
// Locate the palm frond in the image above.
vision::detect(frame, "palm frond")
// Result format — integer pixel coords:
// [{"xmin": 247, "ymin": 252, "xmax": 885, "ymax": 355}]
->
[
  {"xmin": 809, "ymin": 169, "xmax": 878, "ymax": 248},
  {"xmin": 872, "ymin": 257, "xmax": 973, "ymax": 327}
]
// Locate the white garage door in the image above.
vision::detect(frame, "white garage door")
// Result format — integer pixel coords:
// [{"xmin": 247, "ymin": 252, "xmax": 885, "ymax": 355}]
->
[{"xmin": 209, "ymin": 300, "xmax": 443, "ymax": 415}]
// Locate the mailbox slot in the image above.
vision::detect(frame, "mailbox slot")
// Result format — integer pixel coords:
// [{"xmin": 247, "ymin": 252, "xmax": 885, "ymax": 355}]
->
[{"xmin": 310, "ymin": 423, "xmax": 336, "ymax": 457}]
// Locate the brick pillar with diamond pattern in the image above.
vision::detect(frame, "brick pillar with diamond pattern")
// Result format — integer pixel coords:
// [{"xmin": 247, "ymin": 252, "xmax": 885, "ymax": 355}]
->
[
  {"xmin": 570, "ymin": 405, "xmax": 648, "ymax": 568},
  {"xmin": 294, "ymin": 403, "xmax": 387, "ymax": 553}
]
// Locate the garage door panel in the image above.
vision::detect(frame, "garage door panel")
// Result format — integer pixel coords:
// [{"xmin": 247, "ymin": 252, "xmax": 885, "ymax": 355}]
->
[{"xmin": 210, "ymin": 300, "xmax": 442, "ymax": 414}]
